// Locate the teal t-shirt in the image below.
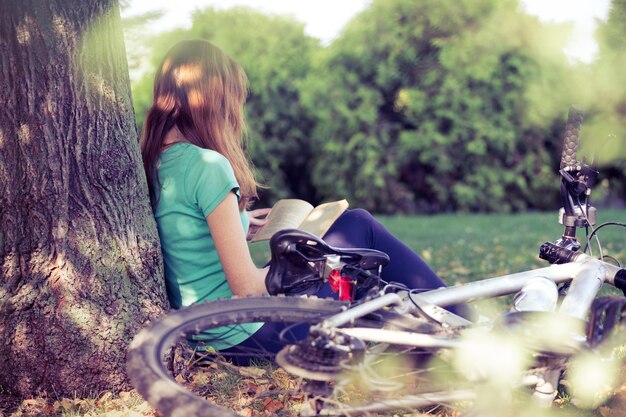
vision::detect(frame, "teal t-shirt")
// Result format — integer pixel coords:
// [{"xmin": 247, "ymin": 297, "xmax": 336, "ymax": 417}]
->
[{"xmin": 155, "ymin": 142, "xmax": 261, "ymax": 349}]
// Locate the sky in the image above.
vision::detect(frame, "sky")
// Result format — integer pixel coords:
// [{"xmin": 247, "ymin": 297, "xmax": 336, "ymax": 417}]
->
[{"xmin": 122, "ymin": 0, "xmax": 612, "ymax": 63}]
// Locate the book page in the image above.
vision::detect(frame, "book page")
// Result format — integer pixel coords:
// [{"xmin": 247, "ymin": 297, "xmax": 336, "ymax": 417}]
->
[
  {"xmin": 297, "ymin": 199, "xmax": 349, "ymax": 238},
  {"xmin": 249, "ymin": 199, "xmax": 314, "ymax": 242}
]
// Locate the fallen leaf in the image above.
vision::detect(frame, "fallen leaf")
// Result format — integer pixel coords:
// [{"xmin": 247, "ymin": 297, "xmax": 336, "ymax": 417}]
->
[
  {"xmin": 254, "ymin": 378, "xmax": 271, "ymax": 385},
  {"xmin": 600, "ymin": 404, "xmax": 626, "ymax": 417},
  {"xmin": 100, "ymin": 411, "xmax": 124, "ymax": 417},
  {"xmin": 98, "ymin": 392, "xmax": 113, "ymax": 405},
  {"xmin": 263, "ymin": 398, "xmax": 283, "ymax": 413},
  {"xmin": 58, "ymin": 398, "xmax": 75, "ymax": 411},
  {"xmin": 133, "ymin": 401, "xmax": 153, "ymax": 414},
  {"xmin": 239, "ymin": 408, "xmax": 254, "ymax": 417},
  {"xmin": 239, "ymin": 367, "xmax": 266, "ymax": 378},
  {"xmin": 244, "ymin": 382, "xmax": 259, "ymax": 394},
  {"xmin": 235, "ymin": 396, "xmax": 252, "ymax": 408}
]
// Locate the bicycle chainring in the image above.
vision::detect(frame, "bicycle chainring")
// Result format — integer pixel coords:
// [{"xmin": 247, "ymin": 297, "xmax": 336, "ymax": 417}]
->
[{"xmin": 276, "ymin": 333, "xmax": 365, "ymax": 381}]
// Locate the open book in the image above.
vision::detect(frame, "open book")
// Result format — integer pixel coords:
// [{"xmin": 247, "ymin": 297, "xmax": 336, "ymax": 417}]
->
[{"xmin": 249, "ymin": 199, "xmax": 349, "ymax": 242}]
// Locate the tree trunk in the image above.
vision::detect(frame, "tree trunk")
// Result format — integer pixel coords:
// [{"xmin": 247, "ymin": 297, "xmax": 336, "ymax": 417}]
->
[{"xmin": 0, "ymin": 0, "xmax": 168, "ymax": 398}]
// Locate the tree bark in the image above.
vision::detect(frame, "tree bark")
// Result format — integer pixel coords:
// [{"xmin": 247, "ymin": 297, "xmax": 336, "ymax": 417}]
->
[{"xmin": 0, "ymin": 0, "xmax": 168, "ymax": 398}]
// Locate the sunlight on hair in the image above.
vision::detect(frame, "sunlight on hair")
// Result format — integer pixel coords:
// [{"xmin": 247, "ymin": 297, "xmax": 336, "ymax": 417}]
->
[
  {"xmin": 187, "ymin": 88, "xmax": 205, "ymax": 109},
  {"xmin": 173, "ymin": 63, "xmax": 204, "ymax": 87},
  {"xmin": 567, "ymin": 351, "xmax": 620, "ymax": 409},
  {"xmin": 155, "ymin": 92, "xmax": 175, "ymax": 111},
  {"xmin": 160, "ymin": 58, "xmax": 172, "ymax": 76}
]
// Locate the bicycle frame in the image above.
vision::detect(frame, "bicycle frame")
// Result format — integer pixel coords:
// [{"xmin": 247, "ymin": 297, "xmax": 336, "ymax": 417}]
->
[
  {"xmin": 300, "ymin": 253, "xmax": 623, "ymax": 415},
  {"xmin": 316, "ymin": 253, "xmax": 622, "ymax": 347}
]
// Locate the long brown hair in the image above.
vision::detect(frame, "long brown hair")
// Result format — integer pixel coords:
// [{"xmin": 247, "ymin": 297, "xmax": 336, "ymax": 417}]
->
[{"xmin": 140, "ymin": 39, "xmax": 259, "ymax": 210}]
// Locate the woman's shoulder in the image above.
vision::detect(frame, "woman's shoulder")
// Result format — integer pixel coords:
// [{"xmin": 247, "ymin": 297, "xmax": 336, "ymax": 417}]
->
[
  {"xmin": 181, "ymin": 143, "xmax": 230, "ymax": 166},
  {"xmin": 175, "ymin": 143, "xmax": 235, "ymax": 184},
  {"xmin": 162, "ymin": 142, "xmax": 230, "ymax": 169}
]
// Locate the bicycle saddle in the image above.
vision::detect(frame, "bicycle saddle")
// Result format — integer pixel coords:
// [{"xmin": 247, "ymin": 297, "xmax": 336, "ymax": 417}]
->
[{"xmin": 265, "ymin": 229, "xmax": 390, "ymax": 296}]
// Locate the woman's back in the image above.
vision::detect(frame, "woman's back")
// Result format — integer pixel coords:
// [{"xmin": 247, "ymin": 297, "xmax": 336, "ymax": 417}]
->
[{"xmin": 155, "ymin": 142, "xmax": 249, "ymax": 309}]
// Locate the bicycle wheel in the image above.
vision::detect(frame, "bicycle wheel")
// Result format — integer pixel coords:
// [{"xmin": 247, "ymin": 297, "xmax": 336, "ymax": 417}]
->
[{"xmin": 127, "ymin": 296, "xmax": 462, "ymax": 417}]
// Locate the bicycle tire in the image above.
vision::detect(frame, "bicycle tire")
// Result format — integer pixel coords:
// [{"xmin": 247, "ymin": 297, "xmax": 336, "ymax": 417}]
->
[{"xmin": 126, "ymin": 296, "xmax": 448, "ymax": 417}]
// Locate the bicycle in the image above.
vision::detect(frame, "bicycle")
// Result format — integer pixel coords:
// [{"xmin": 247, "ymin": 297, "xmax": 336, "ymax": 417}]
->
[{"xmin": 127, "ymin": 107, "xmax": 626, "ymax": 417}]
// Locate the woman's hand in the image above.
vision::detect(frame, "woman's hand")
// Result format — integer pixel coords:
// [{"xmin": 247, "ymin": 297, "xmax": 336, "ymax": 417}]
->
[{"xmin": 246, "ymin": 208, "xmax": 272, "ymax": 241}]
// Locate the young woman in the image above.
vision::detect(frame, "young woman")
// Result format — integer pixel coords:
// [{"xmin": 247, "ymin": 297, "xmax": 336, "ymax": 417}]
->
[{"xmin": 141, "ymin": 39, "xmax": 460, "ymax": 356}]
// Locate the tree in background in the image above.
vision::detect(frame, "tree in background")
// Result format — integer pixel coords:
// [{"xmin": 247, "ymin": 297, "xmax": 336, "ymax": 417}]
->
[
  {"xmin": 0, "ymin": 0, "xmax": 167, "ymax": 399},
  {"xmin": 128, "ymin": 0, "xmax": 625, "ymax": 214},
  {"xmin": 302, "ymin": 0, "xmax": 577, "ymax": 213}
]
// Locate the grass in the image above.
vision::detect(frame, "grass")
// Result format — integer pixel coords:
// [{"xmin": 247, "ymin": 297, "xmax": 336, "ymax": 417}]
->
[
  {"xmin": 379, "ymin": 209, "xmax": 625, "ymax": 285},
  {"xmin": 3, "ymin": 209, "xmax": 626, "ymax": 417},
  {"xmin": 251, "ymin": 208, "xmax": 626, "ymax": 290}
]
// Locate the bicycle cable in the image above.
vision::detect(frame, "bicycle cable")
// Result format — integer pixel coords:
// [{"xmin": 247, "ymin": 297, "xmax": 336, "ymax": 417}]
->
[
  {"xmin": 405, "ymin": 287, "xmax": 451, "ymax": 325},
  {"xmin": 381, "ymin": 281, "xmax": 440, "ymax": 323},
  {"xmin": 576, "ymin": 195, "xmax": 604, "ymax": 261},
  {"xmin": 582, "ymin": 221, "xmax": 626, "ymax": 262},
  {"xmin": 601, "ymin": 255, "xmax": 622, "ymax": 268}
]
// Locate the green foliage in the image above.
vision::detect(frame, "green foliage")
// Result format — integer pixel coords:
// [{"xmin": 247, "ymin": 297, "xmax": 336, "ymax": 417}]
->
[
  {"xmin": 301, "ymin": 0, "xmax": 580, "ymax": 213},
  {"xmin": 583, "ymin": 0, "xmax": 626, "ymax": 203},
  {"xmin": 127, "ymin": 0, "xmax": 626, "ymax": 214}
]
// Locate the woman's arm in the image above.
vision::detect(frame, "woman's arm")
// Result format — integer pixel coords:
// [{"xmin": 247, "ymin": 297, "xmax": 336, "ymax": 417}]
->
[{"xmin": 207, "ymin": 191, "xmax": 268, "ymax": 296}]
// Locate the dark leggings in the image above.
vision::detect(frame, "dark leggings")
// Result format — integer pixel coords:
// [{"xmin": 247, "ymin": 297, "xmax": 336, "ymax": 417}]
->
[
  {"xmin": 220, "ymin": 209, "xmax": 458, "ymax": 361},
  {"xmin": 323, "ymin": 209, "xmax": 447, "ymax": 291}
]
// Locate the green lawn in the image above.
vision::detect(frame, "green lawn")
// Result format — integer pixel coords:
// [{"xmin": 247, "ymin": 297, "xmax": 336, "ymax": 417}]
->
[
  {"xmin": 8, "ymin": 210, "xmax": 624, "ymax": 417},
  {"xmin": 380, "ymin": 209, "xmax": 626, "ymax": 285},
  {"xmin": 251, "ymin": 208, "xmax": 626, "ymax": 293}
]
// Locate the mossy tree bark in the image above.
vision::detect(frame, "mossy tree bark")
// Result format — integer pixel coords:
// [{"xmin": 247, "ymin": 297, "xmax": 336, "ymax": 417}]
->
[{"xmin": 0, "ymin": 0, "xmax": 168, "ymax": 398}]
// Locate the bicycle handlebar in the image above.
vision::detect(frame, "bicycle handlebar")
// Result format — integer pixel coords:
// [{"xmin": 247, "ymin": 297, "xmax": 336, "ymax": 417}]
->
[{"xmin": 560, "ymin": 107, "xmax": 584, "ymax": 170}]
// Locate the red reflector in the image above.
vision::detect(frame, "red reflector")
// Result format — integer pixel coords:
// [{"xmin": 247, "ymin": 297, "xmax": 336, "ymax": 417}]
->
[{"xmin": 328, "ymin": 269, "xmax": 353, "ymax": 301}]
